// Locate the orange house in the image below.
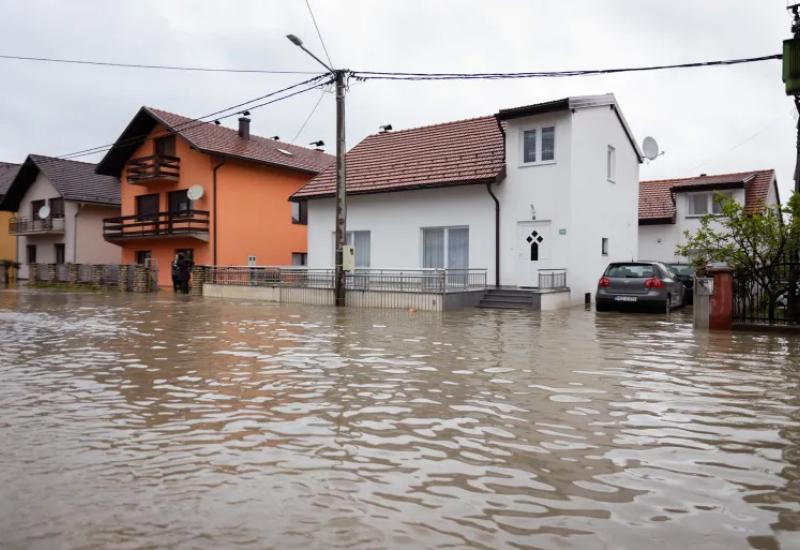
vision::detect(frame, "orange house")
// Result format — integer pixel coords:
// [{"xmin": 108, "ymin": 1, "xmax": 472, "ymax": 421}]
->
[{"xmin": 96, "ymin": 107, "xmax": 334, "ymax": 287}]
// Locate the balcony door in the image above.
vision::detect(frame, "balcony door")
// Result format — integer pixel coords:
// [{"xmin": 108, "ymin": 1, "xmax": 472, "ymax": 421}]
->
[
  {"xmin": 136, "ymin": 194, "xmax": 159, "ymax": 221},
  {"xmin": 154, "ymin": 135, "xmax": 176, "ymax": 157},
  {"xmin": 169, "ymin": 190, "xmax": 191, "ymax": 218}
]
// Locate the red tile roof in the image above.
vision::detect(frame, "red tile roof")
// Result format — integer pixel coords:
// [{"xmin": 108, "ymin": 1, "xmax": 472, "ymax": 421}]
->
[
  {"xmin": 147, "ymin": 108, "xmax": 335, "ymax": 174},
  {"xmin": 639, "ymin": 170, "xmax": 777, "ymax": 223},
  {"xmin": 96, "ymin": 107, "xmax": 334, "ymax": 177},
  {"xmin": 292, "ymin": 116, "xmax": 505, "ymax": 199}
]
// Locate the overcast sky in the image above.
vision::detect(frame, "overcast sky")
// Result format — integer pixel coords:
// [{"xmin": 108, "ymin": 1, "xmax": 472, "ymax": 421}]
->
[{"xmin": 0, "ymin": 0, "xmax": 795, "ymax": 199}]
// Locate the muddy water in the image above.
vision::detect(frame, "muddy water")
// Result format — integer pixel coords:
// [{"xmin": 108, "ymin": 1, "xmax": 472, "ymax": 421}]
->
[{"xmin": 0, "ymin": 289, "xmax": 798, "ymax": 549}]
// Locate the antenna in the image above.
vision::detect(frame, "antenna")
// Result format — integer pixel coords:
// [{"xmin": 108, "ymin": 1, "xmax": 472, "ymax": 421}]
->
[
  {"xmin": 186, "ymin": 184, "xmax": 205, "ymax": 201},
  {"xmin": 642, "ymin": 136, "xmax": 662, "ymax": 161}
]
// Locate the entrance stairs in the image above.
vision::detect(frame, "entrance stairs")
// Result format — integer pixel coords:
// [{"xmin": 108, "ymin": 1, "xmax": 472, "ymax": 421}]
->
[{"xmin": 476, "ymin": 287, "xmax": 539, "ymax": 310}]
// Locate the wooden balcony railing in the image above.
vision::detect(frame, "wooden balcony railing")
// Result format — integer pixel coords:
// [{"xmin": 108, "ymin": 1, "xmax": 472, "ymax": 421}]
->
[
  {"xmin": 103, "ymin": 209, "xmax": 210, "ymax": 241},
  {"xmin": 9, "ymin": 216, "xmax": 65, "ymax": 235},
  {"xmin": 126, "ymin": 155, "xmax": 180, "ymax": 184}
]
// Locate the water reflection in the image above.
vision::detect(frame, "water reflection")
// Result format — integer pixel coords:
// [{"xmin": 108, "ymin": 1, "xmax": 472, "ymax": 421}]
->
[{"xmin": 0, "ymin": 289, "xmax": 798, "ymax": 549}]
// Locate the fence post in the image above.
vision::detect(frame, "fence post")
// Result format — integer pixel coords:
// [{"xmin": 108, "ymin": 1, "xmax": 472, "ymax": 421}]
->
[
  {"xmin": 46, "ymin": 263, "xmax": 56, "ymax": 282},
  {"xmin": 90, "ymin": 264, "xmax": 103, "ymax": 286},
  {"xmin": 68, "ymin": 263, "xmax": 79, "ymax": 284},
  {"xmin": 708, "ymin": 267, "xmax": 734, "ymax": 330},
  {"xmin": 116, "ymin": 264, "xmax": 128, "ymax": 290},
  {"xmin": 29, "ymin": 263, "xmax": 38, "ymax": 283},
  {"xmin": 190, "ymin": 265, "xmax": 206, "ymax": 296},
  {"xmin": 132, "ymin": 264, "xmax": 148, "ymax": 293}
]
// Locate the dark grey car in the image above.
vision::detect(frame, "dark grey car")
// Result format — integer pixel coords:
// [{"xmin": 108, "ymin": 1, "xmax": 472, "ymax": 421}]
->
[{"xmin": 596, "ymin": 262, "xmax": 685, "ymax": 312}]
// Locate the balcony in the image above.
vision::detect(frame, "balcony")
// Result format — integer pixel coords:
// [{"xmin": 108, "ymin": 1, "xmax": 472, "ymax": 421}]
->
[
  {"xmin": 126, "ymin": 155, "xmax": 180, "ymax": 185},
  {"xmin": 103, "ymin": 210, "xmax": 210, "ymax": 242},
  {"xmin": 9, "ymin": 217, "xmax": 65, "ymax": 236}
]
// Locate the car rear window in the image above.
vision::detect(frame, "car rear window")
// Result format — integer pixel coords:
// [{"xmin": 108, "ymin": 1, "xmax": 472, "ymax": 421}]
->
[{"xmin": 605, "ymin": 264, "xmax": 656, "ymax": 278}]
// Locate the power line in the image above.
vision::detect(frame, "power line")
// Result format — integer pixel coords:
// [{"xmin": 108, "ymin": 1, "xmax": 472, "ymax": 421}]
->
[
  {"xmin": 292, "ymin": 88, "xmax": 328, "ymax": 143},
  {"xmin": 58, "ymin": 74, "xmax": 331, "ymax": 161},
  {"xmin": 0, "ymin": 53, "xmax": 320, "ymax": 75},
  {"xmin": 352, "ymin": 53, "xmax": 782, "ymax": 81},
  {"xmin": 304, "ymin": 0, "xmax": 333, "ymax": 68}
]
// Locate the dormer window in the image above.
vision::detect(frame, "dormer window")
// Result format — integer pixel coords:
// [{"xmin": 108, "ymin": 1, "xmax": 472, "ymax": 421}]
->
[
  {"xmin": 687, "ymin": 191, "xmax": 736, "ymax": 217},
  {"xmin": 521, "ymin": 126, "xmax": 555, "ymax": 165}
]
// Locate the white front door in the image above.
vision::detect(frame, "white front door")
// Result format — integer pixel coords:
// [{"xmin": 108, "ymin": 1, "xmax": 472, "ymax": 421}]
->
[{"xmin": 516, "ymin": 221, "xmax": 552, "ymax": 287}]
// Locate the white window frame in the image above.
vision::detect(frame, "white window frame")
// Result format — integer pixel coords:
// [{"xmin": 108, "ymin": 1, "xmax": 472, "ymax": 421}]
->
[
  {"xmin": 607, "ymin": 145, "xmax": 616, "ymax": 183},
  {"xmin": 420, "ymin": 225, "xmax": 470, "ymax": 269},
  {"xmin": 686, "ymin": 191, "xmax": 737, "ymax": 218},
  {"xmin": 331, "ymin": 230, "xmax": 371, "ymax": 268},
  {"xmin": 519, "ymin": 125, "xmax": 556, "ymax": 167},
  {"xmin": 601, "ymin": 237, "xmax": 609, "ymax": 256}
]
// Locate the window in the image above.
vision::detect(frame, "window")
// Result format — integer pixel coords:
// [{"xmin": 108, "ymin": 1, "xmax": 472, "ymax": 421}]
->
[
  {"xmin": 31, "ymin": 199, "xmax": 45, "ymax": 220},
  {"xmin": 154, "ymin": 135, "xmax": 176, "ymax": 157},
  {"xmin": 521, "ymin": 126, "xmax": 556, "ymax": 165},
  {"xmin": 135, "ymin": 250, "xmax": 151, "ymax": 265},
  {"xmin": 687, "ymin": 191, "xmax": 736, "ymax": 217},
  {"xmin": 422, "ymin": 227, "xmax": 469, "ymax": 269},
  {"xmin": 26, "ymin": 245, "xmax": 36, "ymax": 264},
  {"xmin": 292, "ymin": 252, "xmax": 307, "ymax": 266},
  {"xmin": 601, "ymin": 237, "xmax": 609, "ymax": 256},
  {"xmin": 168, "ymin": 190, "xmax": 191, "ymax": 216},
  {"xmin": 292, "ymin": 201, "xmax": 308, "ymax": 225},
  {"xmin": 136, "ymin": 194, "xmax": 160, "ymax": 220},
  {"xmin": 607, "ymin": 146, "xmax": 616, "ymax": 182},
  {"xmin": 346, "ymin": 231, "xmax": 371, "ymax": 268},
  {"xmin": 55, "ymin": 244, "xmax": 65, "ymax": 264},
  {"xmin": 49, "ymin": 198, "xmax": 65, "ymax": 218}
]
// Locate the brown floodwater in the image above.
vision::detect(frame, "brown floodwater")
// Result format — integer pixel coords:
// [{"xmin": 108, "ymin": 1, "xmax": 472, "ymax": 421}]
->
[{"xmin": 0, "ymin": 288, "xmax": 798, "ymax": 549}]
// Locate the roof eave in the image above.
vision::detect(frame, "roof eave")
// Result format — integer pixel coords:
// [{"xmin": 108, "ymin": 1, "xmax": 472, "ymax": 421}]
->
[{"xmin": 292, "ymin": 174, "xmax": 503, "ymax": 201}]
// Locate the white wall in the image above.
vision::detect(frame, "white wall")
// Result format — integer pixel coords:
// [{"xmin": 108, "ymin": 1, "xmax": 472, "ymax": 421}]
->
[
  {"xmin": 75, "ymin": 204, "xmax": 121, "ymax": 264},
  {"xmin": 638, "ymin": 187, "xmax": 747, "ymax": 263},
  {"xmin": 568, "ymin": 105, "xmax": 640, "ymax": 301},
  {"xmin": 307, "ymin": 185, "xmax": 496, "ymax": 281}
]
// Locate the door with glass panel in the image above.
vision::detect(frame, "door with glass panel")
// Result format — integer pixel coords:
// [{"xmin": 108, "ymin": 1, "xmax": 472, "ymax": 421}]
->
[{"xmin": 422, "ymin": 227, "xmax": 469, "ymax": 289}]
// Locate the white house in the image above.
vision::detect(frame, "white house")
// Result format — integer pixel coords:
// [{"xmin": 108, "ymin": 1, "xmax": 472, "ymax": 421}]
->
[
  {"xmin": 293, "ymin": 94, "xmax": 643, "ymax": 307},
  {"xmin": 0, "ymin": 154, "xmax": 121, "ymax": 279},
  {"xmin": 639, "ymin": 170, "xmax": 780, "ymax": 263}
]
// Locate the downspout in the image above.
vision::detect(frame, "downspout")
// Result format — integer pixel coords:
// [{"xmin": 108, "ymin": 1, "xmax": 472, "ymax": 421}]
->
[
  {"xmin": 73, "ymin": 203, "xmax": 80, "ymax": 263},
  {"xmin": 212, "ymin": 159, "xmax": 226, "ymax": 266},
  {"xmin": 486, "ymin": 182, "xmax": 500, "ymax": 287}
]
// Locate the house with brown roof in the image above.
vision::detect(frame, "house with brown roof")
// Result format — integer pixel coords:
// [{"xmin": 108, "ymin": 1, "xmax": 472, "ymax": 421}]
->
[
  {"xmin": 0, "ymin": 155, "xmax": 121, "ymax": 279},
  {"xmin": 95, "ymin": 107, "xmax": 334, "ymax": 287},
  {"xmin": 293, "ymin": 94, "xmax": 643, "ymax": 307},
  {"xmin": 638, "ymin": 170, "xmax": 780, "ymax": 263},
  {"xmin": 0, "ymin": 161, "xmax": 21, "ymax": 262}
]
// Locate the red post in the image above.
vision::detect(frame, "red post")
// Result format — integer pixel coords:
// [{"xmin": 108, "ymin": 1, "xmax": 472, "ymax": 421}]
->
[{"xmin": 708, "ymin": 267, "xmax": 734, "ymax": 330}]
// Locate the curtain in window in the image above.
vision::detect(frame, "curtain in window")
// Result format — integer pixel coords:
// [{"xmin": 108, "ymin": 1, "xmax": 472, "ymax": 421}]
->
[
  {"xmin": 422, "ymin": 228, "xmax": 445, "ymax": 269},
  {"xmin": 541, "ymin": 127, "xmax": 555, "ymax": 161},
  {"xmin": 447, "ymin": 228, "xmax": 469, "ymax": 269},
  {"xmin": 523, "ymin": 130, "xmax": 537, "ymax": 163},
  {"xmin": 345, "ymin": 231, "xmax": 371, "ymax": 268}
]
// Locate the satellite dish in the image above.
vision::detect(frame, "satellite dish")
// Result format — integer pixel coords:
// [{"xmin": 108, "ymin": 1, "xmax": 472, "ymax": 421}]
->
[
  {"xmin": 186, "ymin": 185, "xmax": 205, "ymax": 201},
  {"xmin": 642, "ymin": 136, "xmax": 661, "ymax": 161},
  {"xmin": 38, "ymin": 205, "xmax": 51, "ymax": 219}
]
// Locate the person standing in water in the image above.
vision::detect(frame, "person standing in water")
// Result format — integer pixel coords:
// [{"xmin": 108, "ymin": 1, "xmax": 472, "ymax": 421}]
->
[
  {"xmin": 176, "ymin": 253, "xmax": 194, "ymax": 294},
  {"xmin": 170, "ymin": 254, "xmax": 180, "ymax": 292}
]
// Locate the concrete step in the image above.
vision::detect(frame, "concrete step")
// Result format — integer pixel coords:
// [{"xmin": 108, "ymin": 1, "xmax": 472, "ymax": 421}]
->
[
  {"xmin": 479, "ymin": 295, "xmax": 534, "ymax": 305},
  {"xmin": 476, "ymin": 301, "xmax": 535, "ymax": 310}
]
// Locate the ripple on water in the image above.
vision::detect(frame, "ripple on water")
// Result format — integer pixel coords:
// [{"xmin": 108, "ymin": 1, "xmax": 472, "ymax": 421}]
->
[{"xmin": 0, "ymin": 290, "xmax": 799, "ymax": 549}]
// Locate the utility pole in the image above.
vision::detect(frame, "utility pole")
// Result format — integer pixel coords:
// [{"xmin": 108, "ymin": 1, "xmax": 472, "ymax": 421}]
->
[
  {"xmin": 792, "ymin": 4, "xmax": 800, "ymax": 193},
  {"xmin": 287, "ymin": 34, "xmax": 347, "ymax": 306},
  {"xmin": 333, "ymin": 69, "xmax": 347, "ymax": 306}
]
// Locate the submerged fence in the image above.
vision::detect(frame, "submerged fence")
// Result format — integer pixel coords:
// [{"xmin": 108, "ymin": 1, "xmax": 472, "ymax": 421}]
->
[
  {"xmin": 733, "ymin": 259, "xmax": 800, "ymax": 326},
  {"xmin": 203, "ymin": 267, "xmax": 488, "ymax": 294},
  {"xmin": 28, "ymin": 262, "xmax": 159, "ymax": 292}
]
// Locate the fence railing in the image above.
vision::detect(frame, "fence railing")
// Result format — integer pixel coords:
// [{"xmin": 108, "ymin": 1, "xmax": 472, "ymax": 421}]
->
[
  {"xmin": 733, "ymin": 260, "xmax": 800, "ymax": 326},
  {"xmin": 538, "ymin": 268, "xmax": 568, "ymax": 289},
  {"xmin": 204, "ymin": 267, "xmax": 488, "ymax": 294},
  {"xmin": 27, "ymin": 262, "xmax": 158, "ymax": 292},
  {"xmin": 103, "ymin": 209, "xmax": 210, "ymax": 241},
  {"xmin": 9, "ymin": 217, "xmax": 65, "ymax": 235},
  {"xmin": 126, "ymin": 154, "xmax": 180, "ymax": 184}
]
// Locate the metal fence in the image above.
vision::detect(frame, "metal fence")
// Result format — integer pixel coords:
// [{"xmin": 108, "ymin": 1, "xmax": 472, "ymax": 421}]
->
[
  {"xmin": 733, "ymin": 259, "xmax": 800, "ymax": 326},
  {"xmin": 538, "ymin": 269, "xmax": 568, "ymax": 290},
  {"xmin": 205, "ymin": 267, "xmax": 487, "ymax": 294}
]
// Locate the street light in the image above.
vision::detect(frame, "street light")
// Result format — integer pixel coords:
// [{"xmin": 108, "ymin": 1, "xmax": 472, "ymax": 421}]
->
[{"xmin": 287, "ymin": 33, "xmax": 348, "ymax": 307}]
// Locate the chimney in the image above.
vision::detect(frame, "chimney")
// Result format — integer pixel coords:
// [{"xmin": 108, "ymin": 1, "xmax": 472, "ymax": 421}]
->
[{"xmin": 238, "ymin": 116, "xmax": 251, "ymax": 140}]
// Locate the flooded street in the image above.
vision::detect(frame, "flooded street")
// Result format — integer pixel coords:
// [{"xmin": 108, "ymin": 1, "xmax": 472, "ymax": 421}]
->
[{"xmin": 0, "ymin": 289, "xmax": 798, "ymax": 549}]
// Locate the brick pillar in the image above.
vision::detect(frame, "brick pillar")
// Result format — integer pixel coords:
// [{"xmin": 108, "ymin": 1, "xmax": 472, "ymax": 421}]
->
[
  {"xmin": 29, "ymin": 263, "xmax": 39, "ymax": 282},
  {"xmin": 68, "ymin": 263, "xmax": 79, "ymax": 283},
  {"xmin": 708, "ymin": 267, "xmax": 734, "ymax": 330},
  {"xmin": 190, "ymin": 265, "xmax": 206, "ymax": 296},
  {"xmin": 91, "ymin": 264, "xmax": 104, "ymax": 285},
  {"xmin": 0, "ymin": 263, "xmax": 7, "ymax": 285},
  {"xmin": 46, "ymin": 264, "xmax": 56, "ymax": 283},
  {"xmin": 116, "ymin": 264, "xmax": 129, "ymax": 290},
  {"xmin": 132, "ymin": 265, "xmax": 149, "ymax": 293}
]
